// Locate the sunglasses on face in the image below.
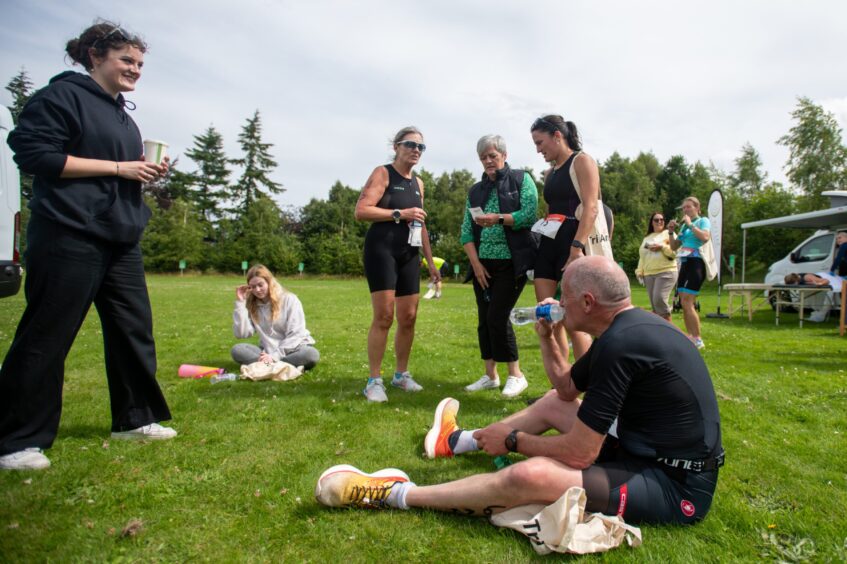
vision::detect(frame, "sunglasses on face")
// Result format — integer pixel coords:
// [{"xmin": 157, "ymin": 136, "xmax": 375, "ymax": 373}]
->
[
  {"xmin": 397, "ymin": 140, "xmax": 426, "ymax": 152},
  {"xmin": 93, "ymin": 26, "xmax": 130, "ymax": 48},
  {"xmin": 652, "ymin": 218, "xmax": 665, "ymax": 223}
]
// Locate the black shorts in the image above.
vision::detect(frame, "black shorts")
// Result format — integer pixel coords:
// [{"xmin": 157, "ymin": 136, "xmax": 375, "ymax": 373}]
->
[
  {"xmin": 581, "ymin": 438, "xmax": 718, "ymax": 525},
  {"xmin": 363, "ymin": 224, "xmax": 420, "ymax": 296},
  {"xmin": 678, "ymin": 257, "xmax": 706, "ymax": 296},
  {"xmin": 534, "ymin": 219, "xmax": 578, "ymax": 281}
]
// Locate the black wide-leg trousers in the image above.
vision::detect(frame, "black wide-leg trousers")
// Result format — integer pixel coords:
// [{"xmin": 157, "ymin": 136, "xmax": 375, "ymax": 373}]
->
[
  {"xmin": 0, "ymin": 215, "xmax": 171, "ymax": 454},
  {"xmin": 472, "ymin": 259, "xmax": 527, "ymax": 363}
]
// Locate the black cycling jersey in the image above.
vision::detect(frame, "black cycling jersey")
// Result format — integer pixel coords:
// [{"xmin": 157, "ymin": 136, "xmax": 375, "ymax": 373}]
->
[
  {"xmin": 572, "ymin": 308, "xmax": 723, "ymax": 524},
  {"xmin": 363, "ymin": 164, "xmax": 424, "ymax": 295}
]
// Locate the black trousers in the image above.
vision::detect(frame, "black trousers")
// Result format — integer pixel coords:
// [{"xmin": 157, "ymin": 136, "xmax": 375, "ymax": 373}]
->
[
  {"xmin": 472, "ymin": 259, "xmax": 527, "ymax": 363},
  {"xmin": 0, "ymin": 216, "xmax": 171, "ymax": 454}
]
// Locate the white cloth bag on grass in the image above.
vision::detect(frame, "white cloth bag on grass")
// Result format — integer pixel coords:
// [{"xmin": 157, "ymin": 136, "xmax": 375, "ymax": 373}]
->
[
  {"xmin": 240, "ymin": 360, "xmax": 304, "ymax": 382},
  {"xmin": 489, "ymin": 486, "xmax": 642, "ymax": 555}
]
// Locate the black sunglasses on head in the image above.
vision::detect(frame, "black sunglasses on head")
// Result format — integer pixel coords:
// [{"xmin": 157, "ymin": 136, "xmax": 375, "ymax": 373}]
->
[
  {"xmin": 93, "ymin": 25, "xmax": 130, "ymax": 48},
  {"xmin": 532, "ymin": 117, "xmax": 560, "ymax": 134},
  {"xmin": 398, "ymin": 140, "xmax": 426, "ymax": 152}
]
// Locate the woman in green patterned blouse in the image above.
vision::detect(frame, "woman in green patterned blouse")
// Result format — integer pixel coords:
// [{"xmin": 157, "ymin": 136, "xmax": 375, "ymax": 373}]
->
[{"xmin": 460, "ymin": 135, "xmax": 539, "ymax": 399}]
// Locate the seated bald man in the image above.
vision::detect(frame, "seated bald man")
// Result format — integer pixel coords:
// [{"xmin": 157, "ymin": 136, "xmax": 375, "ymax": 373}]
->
[{"xmin": 316, "ymin": 256, "xmax": 724, "ymax": 525}]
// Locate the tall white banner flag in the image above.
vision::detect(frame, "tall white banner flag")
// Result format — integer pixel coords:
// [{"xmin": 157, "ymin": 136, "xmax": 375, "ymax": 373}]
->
[{"xmin": 707, "ymin": 190, "xmax": 723, "ymax": 285}]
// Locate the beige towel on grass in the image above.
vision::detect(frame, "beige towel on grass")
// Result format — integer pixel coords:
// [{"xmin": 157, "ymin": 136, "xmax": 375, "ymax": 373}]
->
[
  {"xmin": 490, "ymin": 486, "xmax": 642, "ymax": 555},
  {"xmin": 240, "ymin": 360, "xmax": 304, "ymax": 382}
]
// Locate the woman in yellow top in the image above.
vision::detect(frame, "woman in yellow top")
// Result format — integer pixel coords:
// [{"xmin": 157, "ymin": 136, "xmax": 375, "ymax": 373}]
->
[{"xmin": 635, "ymin": 212, "xmax": 677, "ymax": 321}]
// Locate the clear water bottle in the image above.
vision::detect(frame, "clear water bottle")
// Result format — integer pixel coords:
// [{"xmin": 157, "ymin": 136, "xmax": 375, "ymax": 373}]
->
[
  {"xmin": 210, "ymin": 372, "xmax": 237, "ymax": 384},
  {"xmin": 509, "ymin": 304, "xmax": 565, "ymax": 325}
]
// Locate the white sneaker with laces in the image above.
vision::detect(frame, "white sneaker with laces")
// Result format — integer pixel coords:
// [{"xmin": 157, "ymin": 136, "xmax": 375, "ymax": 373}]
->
[
  {"xmin": 501, "ymin": 375, "xmax": 528, "ymax": 398},
  {"xmin": 0, "ymin": 448, "xmax": 51, "ymax": 470},
  {"xmin": 364, "ymin": 378, "xmax": 388, "ymax": 402},
  {"xmin": 111, "ymin": 423, "xmax": 177, "ymax": 440},
  {"xmin": 464, "ymin": 375, "xmax": 500, "ymax": 392},
  {"xmin": 391, "ymin": 372, "xmax": 423, "ymax": 392}
]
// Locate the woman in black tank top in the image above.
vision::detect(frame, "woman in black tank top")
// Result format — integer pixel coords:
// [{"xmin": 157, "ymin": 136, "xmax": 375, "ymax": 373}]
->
[
  {"xmin": 530, "ymin": 114, "xmax": 602, "ymax": 362},
  {"xmin": 354, "ymin": 126, "xmax": 440, "ymax": 403}
]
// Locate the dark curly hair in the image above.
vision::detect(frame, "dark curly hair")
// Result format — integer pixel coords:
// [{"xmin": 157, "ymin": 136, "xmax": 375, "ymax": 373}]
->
[{"xmin": 65, "ymin": 20, "xmax": 147, "ymax": 71}]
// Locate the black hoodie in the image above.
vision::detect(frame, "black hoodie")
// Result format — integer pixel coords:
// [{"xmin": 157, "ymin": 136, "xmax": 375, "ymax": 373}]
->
[{"xmin": 7, "ymin": 71, "xmax": 151, "ymax": 243}]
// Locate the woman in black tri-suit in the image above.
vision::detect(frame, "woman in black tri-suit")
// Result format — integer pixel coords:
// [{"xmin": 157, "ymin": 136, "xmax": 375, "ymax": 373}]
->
[
  {"xmin": 529, "ymin": 114, "xmax": 601, "ymax": 361},
  {"xmin": 355, "ymin": 126, "xmax": 440, "ymax": 403}
]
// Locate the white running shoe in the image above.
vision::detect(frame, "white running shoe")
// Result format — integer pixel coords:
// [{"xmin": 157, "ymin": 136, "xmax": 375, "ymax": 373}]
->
[
  {"xmin": 501, "ymin": 375, "xmax": 528, "ymax": 398},
  {"xmin": 111, "ymin": 423, "xmax": 177, "ymax": 440},
  {"xmin": 692, "ymin": 337, "xmax": 706, "ymax": 350},
  {"xmin": 364, "ymin": 378, "xmax": 388, "ymax": 402},
  {"xmin": 464, "ymin": 375, "xmax": 500, "ymax": 392},
  {"xmin": 0, "ymin": 448, "xmax": 51, "ymax": 470},
  {"xmin": 391, "ymin": 372, "xmax": 423, "ymax": 392}
]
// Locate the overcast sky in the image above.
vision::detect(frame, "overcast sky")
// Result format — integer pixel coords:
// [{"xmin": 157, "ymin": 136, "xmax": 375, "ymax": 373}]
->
[{"xmin": 2, "ymin": 0, "xmax": 846, "ymax": 208}]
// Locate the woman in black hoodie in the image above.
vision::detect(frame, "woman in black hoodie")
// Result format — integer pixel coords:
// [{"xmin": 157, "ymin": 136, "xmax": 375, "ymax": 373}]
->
[{"xmin": 0, "ymin": 21, "xmax": 176, "ymax": 471}]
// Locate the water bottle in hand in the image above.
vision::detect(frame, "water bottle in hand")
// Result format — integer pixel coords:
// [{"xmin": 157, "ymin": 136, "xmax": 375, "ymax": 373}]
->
[
  {"xmin": 210, "ymin": 372, "xmax": 237, "ymax": 384},
  {"xmin": 510, "ymin": 304, "xmax": 565, "ymax": 325}
]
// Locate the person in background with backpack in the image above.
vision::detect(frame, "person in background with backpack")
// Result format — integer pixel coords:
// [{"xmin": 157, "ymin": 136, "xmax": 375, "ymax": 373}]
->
[{"xmin": 461, "ymin": 135, "xmax": 538, "ymax": 398}]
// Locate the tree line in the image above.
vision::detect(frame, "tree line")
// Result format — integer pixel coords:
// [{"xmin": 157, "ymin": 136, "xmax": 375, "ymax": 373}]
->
[{"xmin": 6, "ymin": 68, "xmax": 847, "ymax": 278}]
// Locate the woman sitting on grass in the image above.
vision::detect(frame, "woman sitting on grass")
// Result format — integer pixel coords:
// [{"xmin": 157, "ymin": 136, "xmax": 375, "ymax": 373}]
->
[{"xmin": 231, "ymin": 265, "xmax": 320, "ymax": 370}]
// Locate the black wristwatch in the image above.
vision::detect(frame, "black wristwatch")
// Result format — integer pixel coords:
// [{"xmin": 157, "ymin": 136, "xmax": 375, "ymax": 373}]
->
[
  {"xmin": 505, "ymin": 429, "xmax": 519, "ymax": 452},
  {"xmin": 392, "ymin": 209, "xmax": 401, "ymax": 224},
  {"xmin": 571, "ymin": 240, "xmax": 585, "ymax": 252},
  {"xmin": 498, "ymin": 214, "xmax": 505, "ymax": 225}
]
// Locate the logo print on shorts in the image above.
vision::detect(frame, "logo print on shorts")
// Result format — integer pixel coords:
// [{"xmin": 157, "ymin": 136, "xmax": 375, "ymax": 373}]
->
[{"xmin": 680, "ymin": 499, "xmax": 695, "ymax": 517}]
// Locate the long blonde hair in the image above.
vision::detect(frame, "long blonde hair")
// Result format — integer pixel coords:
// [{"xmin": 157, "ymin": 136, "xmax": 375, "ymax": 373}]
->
[{"xmin": 245, "ymin": 264, "xmax": 286, "ymax": 323}]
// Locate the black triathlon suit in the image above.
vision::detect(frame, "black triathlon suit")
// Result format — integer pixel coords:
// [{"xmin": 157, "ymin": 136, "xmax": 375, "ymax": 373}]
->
[
  {"xmin": 363, "ymin": 164, "xmax": 423, "ymax": 296},
  {"xmin": 571, "ymin": 309, "xmax": 723, "ymax": 525},
  {"xmin": 535, "ymin": 153, "xmax": 581, "ymax": 281}
]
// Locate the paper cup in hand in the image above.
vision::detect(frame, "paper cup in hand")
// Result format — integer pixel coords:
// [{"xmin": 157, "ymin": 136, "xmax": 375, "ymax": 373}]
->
[{"xmin": 143, "ymin": 139, "xmax": 169, "ymax": 164}]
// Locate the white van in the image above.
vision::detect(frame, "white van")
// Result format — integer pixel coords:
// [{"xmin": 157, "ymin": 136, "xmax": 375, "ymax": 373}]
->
[
  {"xmin": 764, "ymin": 229, "xmax": 840, "ymax": 287},
  {"xmin": 0, "ymin": 105, "xmax": 22, "ymax": 298}
]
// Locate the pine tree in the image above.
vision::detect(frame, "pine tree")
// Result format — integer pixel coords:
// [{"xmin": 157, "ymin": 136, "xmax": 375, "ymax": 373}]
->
[
  {"xmin": 5, "ymin": 68, "xmax": 35, "ymax": 200},
  {"xmin": 184, "ymin": 125, "xmax": 230, "ymax": 223},
  {"xmin": 230, "ymin": 110, "xmax": 283, "ymax": 216},
  {"xmin": 5, "ymin": 68, "xmax": 33, "ymax": 124}
]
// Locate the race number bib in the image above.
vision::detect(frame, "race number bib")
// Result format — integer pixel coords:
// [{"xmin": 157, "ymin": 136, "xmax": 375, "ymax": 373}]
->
[{"xmin": 531, "ymin": 214, "xmax": 566, "ymax": 240}]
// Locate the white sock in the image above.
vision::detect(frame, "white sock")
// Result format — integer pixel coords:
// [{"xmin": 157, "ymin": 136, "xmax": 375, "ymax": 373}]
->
[
  {"xmin": 387, "ymin": 480, "xmax": 416, "ymax": 510},
  {"xmin": 452, "ymin": 430, "xmax": 480, "ymax": 455}
]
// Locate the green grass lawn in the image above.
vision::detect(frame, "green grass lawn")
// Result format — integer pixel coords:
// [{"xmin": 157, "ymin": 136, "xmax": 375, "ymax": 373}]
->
[{"xmin": 1, "ymin": 275, "xmax": 845, "ymax": 562}]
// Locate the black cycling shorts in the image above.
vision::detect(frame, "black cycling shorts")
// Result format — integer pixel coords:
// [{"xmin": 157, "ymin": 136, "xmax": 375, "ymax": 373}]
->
[
  {"xmin": 677, "ymin": 257, "xmax": 706, "ymax": 296},
  {"xmin": 363, "ymin": 226, "xmax": 421, "ymax": 296},
  {"xmin": 581, "ymin": 438, "xmax": 718, "ymax": 525},
  {"xmin": 534, "ymin": 219, "xmax": 578, "ymax": 281}
]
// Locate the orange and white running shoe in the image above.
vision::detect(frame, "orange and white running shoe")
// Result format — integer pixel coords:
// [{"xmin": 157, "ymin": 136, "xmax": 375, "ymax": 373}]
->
[
  {"xmin": 424, "ymin": 397, "xmax": 460, "ymax": 459},
  {"xmin": 315, "ymin": 465, "xmax": 409, "ymax": 509}
]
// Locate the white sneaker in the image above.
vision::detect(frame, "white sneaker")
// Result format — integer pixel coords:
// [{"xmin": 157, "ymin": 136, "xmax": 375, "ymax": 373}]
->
[
  {"xmin": 0, "ymin": 448, "xmax": 51, "ymax": 470},
  {"xmin": 501, "ymin": 375, "xmax": 528, "ymax": 398},
  {"xmin": 364, "ymin": 378, "xmax": 388, "ymax": 402},
  {"xmin": 434, "ymin": 291, "xmax": 441, "ymax": 299},
  {"xmin": 464, "ymin": 375, "xmax": 500, "ymax": 392},
  {"xmin": 692, "ymin": 337, "xmax": 706, "ymax": 350},
  {"xmin": 391, "ymin": 372, "xmax": 423, "ymax": 392},
  {"xmin": 422, "ymin": 288, "xmax": 436, "ymax": 300},
  {"xmin": 111, "ymin": 423, "xmax": 177, "ymax": 440}
]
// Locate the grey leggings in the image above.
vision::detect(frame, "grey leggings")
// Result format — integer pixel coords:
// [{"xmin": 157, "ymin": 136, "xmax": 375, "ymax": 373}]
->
[
  {"xmin": 230, "ymin": 343, "xmax": 320, "ymax": 370},
  {"xmin": 645, "ymin": 270, "xmax": 678, "ymax": 316}
]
